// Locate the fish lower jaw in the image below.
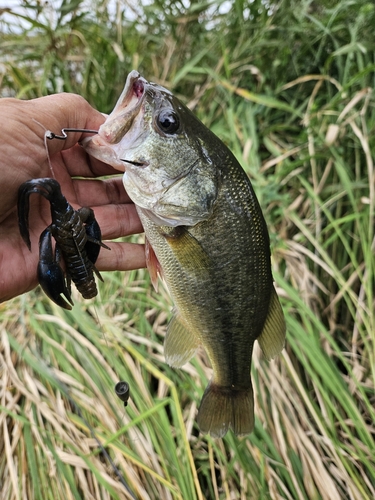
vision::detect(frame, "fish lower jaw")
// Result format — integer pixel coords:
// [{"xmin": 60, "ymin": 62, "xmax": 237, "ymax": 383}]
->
[{"xmin": 83, "ymin": 136, "xmax": 125, "ymax": 171}]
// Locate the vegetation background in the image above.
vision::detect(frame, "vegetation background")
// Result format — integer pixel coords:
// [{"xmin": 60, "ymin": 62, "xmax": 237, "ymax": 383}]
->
[{"xmin": 1, "ymin": 0, "xmax": 374, "ymax": 498}]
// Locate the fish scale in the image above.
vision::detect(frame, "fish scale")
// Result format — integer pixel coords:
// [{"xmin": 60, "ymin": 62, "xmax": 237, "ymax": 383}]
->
[{"xmin": 84, "ymin": 70, "xmax": 286, "ymax": 437}]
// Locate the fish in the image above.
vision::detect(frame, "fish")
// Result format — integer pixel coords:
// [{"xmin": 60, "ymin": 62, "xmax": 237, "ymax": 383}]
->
[{"xmin": 84, "ymin": 70, "xmax": 286, "ymax": 437}]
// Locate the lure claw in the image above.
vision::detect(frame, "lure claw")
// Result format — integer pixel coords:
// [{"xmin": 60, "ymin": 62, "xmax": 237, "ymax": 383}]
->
[
  {"xmin": 37, "ymin": 228, "xmax": 74, "ymax": 309},
  {"xmin": 17, "ymin": 178, "xmax": 109, "ymax": 307}
]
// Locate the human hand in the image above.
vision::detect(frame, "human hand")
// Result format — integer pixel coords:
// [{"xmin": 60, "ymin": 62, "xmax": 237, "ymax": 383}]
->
[{"xmin": 0, "ymin": 93, "xmax": 145, "ymax": 303}]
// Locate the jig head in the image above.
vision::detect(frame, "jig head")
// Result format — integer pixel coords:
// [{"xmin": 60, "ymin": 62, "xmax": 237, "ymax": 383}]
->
[{"xmin": 115, "ymin": 381, "xmax": 130, "ymax": 407}]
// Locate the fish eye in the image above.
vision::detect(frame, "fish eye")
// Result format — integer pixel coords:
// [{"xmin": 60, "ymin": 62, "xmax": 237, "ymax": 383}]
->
[{"xmin": 156, "ymin": 109, "xmax": 180, "ymax": 135}]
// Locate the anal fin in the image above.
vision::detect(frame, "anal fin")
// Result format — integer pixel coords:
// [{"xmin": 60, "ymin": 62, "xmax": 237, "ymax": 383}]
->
[
  {"xmin": 164, "ymin": 311, "xmax": 200, "ymax": 368},
  {"xmin": 257, "ymin": 287, "xmax": 286, "ymax": 360}
]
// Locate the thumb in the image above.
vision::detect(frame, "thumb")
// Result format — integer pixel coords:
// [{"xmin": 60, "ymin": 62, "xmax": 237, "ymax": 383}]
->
[
  {"xmin": 0, "ymin": 94, "xmax": 105, "ymax": 216},
  {"xmin": 25, "ymin": 93, "xmax": 105, "ymax": 155}
]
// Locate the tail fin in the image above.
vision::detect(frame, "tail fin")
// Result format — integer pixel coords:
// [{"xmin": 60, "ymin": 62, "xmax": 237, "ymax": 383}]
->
[{"xmin": 196, "ymin": 382, "xmax": 254, "ymax": 438}]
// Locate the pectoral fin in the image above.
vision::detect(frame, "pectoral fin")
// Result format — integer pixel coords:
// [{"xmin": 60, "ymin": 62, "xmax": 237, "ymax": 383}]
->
[
  {"xmin": 163, "ymin": 227, "xmax": 210, "ymax": 274},
  {"xmin": 164, "ymin": 311, "xmax": 200, "ymax": 368},
  {"xmin": 257, "ymin": 287, "xmax": 286, "ymax": 360}
]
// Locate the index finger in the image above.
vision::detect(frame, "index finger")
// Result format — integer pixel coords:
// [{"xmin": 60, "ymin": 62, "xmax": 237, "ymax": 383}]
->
[{"xmin": 60, "ymin": 143, "xmax": 125, "ymax": 178}]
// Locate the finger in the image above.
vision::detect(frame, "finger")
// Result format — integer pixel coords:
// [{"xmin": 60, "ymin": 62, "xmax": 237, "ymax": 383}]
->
[
  {"xmin": 92, "ymin": 203, "xmax": 143, "ymax": 240},
  {"xmin": 95, "ymin": 242, "xmax": 146, "ymax": 271},
  {"xmin": 58, "ymin": 145, "xmax": 123, "ymax": 178},
  {"xmin": 71, "ymin": 177, "xmax": 133, "ymax": 206}
]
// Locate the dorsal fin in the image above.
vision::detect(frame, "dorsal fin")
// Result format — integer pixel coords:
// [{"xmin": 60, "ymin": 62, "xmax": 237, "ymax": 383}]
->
[{"xmin": 257, "ymin": 287, "xmax": 286, "ymax": 360}]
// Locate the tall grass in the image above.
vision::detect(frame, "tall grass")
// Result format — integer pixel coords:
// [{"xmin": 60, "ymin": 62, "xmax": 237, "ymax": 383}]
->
[{"xmin": 1, "ymin": 1, "xmax": 374, "ymax": 498}]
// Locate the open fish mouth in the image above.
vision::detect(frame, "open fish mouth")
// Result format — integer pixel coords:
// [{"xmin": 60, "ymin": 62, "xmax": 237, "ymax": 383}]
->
[
  {"xmin": 99, "ymin": 71, "xmax": 147, "ymax": 145},
  {"xmin": 83, "ymin": 71, "xmax": 148, "ymax": 169}
]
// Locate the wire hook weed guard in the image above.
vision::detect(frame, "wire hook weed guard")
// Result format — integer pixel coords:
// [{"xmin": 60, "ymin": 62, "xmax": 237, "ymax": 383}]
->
[
  {"xmin": 30, "ymin": 119, "xmax": 99, "ymax": 178},
  {"xmin": 46, "ymin": 128, "xmax": 99, "ymax": 140}
]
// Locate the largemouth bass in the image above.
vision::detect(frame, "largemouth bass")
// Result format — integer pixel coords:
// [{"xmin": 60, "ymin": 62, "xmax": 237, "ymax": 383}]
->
[{"xmin": 84, "ymin": 71, "xmax": 286, "ymax": 437}]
